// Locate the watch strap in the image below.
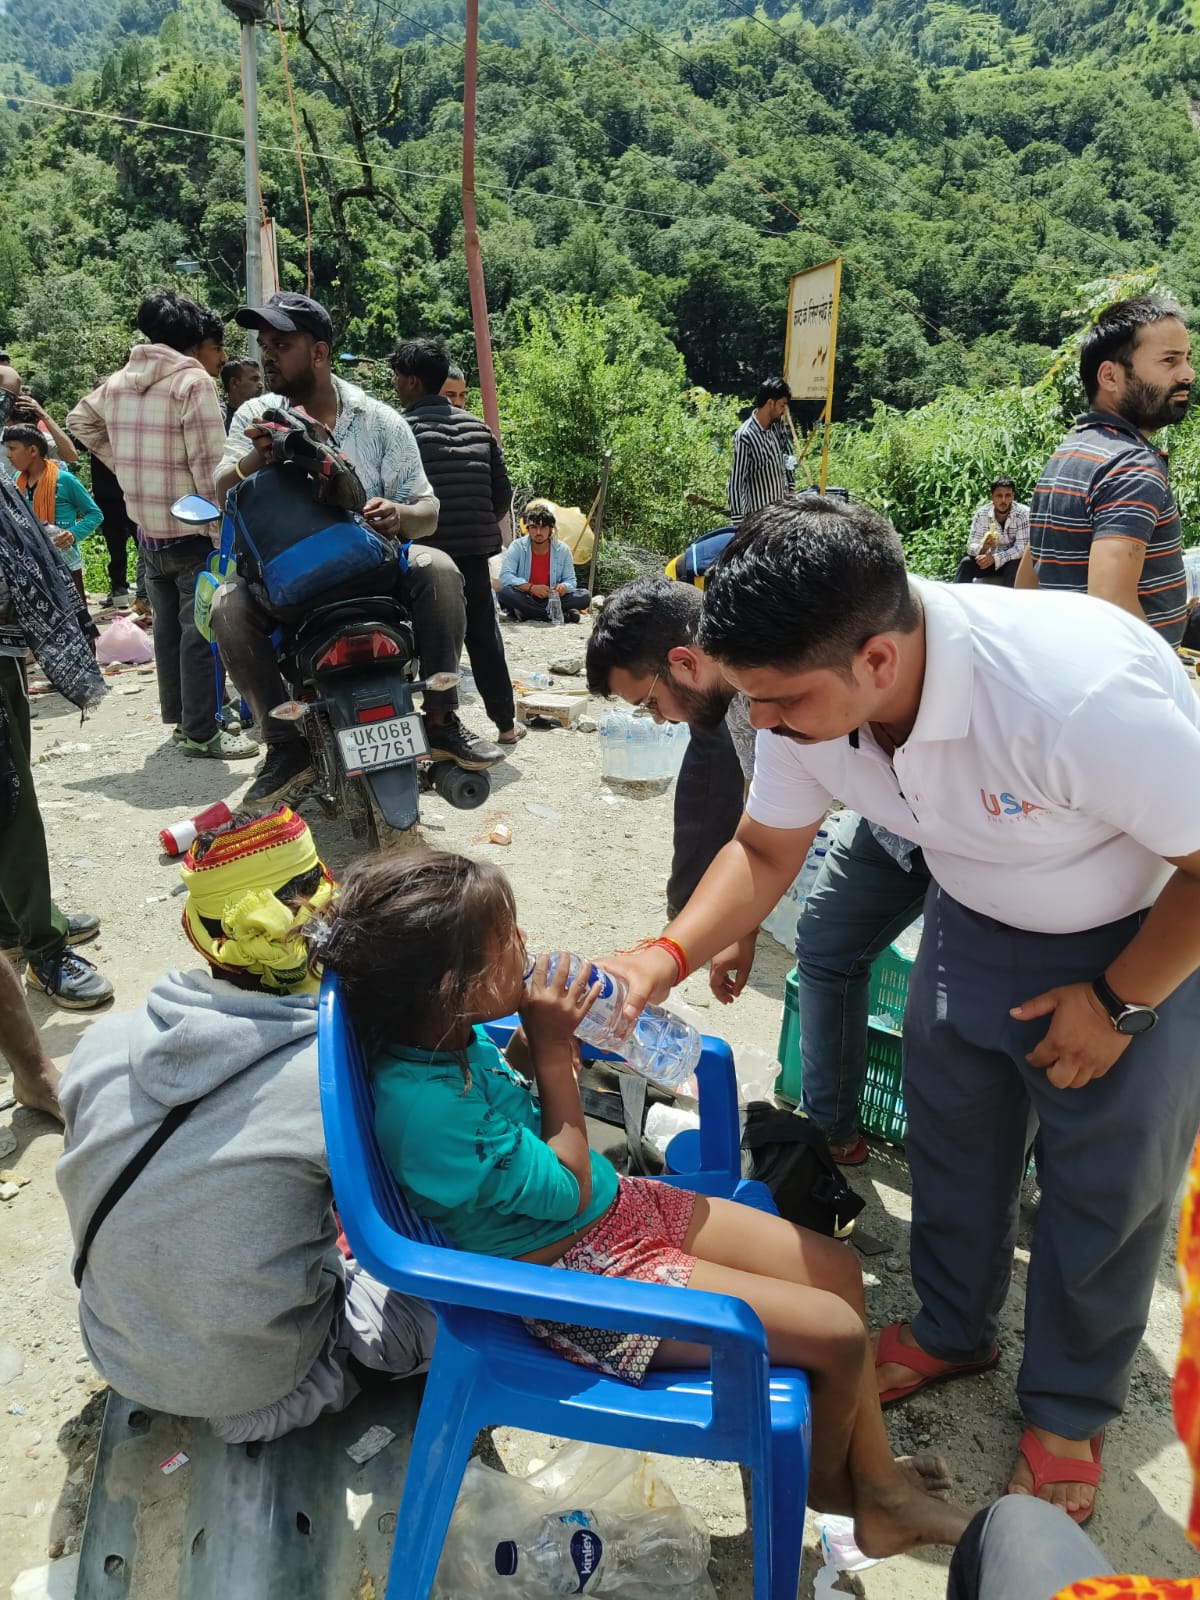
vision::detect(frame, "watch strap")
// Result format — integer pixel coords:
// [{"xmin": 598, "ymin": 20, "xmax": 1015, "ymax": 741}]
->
[{"xmin": 1091, "ymin": 972, "xmax": 1127, "ymax": 1022}]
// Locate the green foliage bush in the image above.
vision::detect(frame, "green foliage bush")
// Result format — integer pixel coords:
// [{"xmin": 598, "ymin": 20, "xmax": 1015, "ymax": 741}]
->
[{"xmin": 495, "ymin": 297, "xmax": 742, "ymax": 556}]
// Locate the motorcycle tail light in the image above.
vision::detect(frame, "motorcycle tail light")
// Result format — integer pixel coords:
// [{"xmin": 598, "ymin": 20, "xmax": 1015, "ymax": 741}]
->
[
  {"xmin": 315, "ymin": 632, "xmax": 403, "ymax": 671},
  {"xmin": 356, "ymin": 704, "xmax": 396, "ymax": 723}
]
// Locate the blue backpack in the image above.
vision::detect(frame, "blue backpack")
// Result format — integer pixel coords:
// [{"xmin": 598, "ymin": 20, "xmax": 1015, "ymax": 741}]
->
[{"xmin": 227, "ymin": 464, "xmax": 399, "ymax": 620}]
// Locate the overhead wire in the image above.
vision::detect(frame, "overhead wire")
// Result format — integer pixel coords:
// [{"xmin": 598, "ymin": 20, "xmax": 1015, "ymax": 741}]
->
[
  {"xmin": 0, "ymin": 91, "xmax": 790, "ymax": 233},
  {"xmin": 370, "ymin": 0, "xmax": 464, "ymax": 52}
]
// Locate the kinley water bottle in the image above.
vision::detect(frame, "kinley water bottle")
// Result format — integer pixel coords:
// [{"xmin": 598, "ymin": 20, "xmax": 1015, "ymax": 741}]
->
[
  {"xmin": 494, "ymin": 1506, "xmax": 710, "ymax": 1592},
  {"xmin": 524, "ymin": 953, "xmax": 701, "ymax": 1090},
  {"xmin": 547, "ymin": 588, "xmax": 565, "ymax": 626}
]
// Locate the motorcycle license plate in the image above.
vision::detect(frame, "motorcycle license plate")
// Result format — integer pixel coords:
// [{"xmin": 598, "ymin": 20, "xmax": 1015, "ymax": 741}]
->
[{"xmin": 335, "ymin": 715, "xmax": 428, "ymax": 774}]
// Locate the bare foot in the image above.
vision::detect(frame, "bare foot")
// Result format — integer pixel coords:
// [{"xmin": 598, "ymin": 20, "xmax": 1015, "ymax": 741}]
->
[
  {"xmin": 1007, "ymin": 1426, "xmax": 1099, "ymax": 1521},
  {"xmin": 12, "ymin": 1069, "xmax": 63, "ymax": 1125},
  {"xmin": 896, "ymin": 1453, "xmax": 953, "ymax": 1497},
  {"xmin": 853, "ymin": 1474, "xmax": 971, "ymax": 1558}
]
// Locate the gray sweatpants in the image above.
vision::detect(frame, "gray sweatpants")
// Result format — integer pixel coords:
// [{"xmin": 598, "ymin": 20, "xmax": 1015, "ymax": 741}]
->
[
  {"xmin": 904, "ymin": 886, "xmax": 1200, "ymax": 1440},
  {"xmin": 209, "ymin": 1262, "xmax": 436, "ymax": 1445}
]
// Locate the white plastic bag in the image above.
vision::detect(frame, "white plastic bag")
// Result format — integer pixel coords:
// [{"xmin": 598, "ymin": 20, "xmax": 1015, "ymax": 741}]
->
[
  {"xmin": 96, "ymin": 614, "xmax": 153, "ymax": 665},
  {"xmin": 433, "ymin": 1441, "xmax": 718, "ymax": 1598},
  {"xmin": 813, "ymin": 1513, "xmax": 878, "ymax": 1596},
  {"xmin": 733, "ymin": 1045, "xmax": 781, "ymax": 1107}
]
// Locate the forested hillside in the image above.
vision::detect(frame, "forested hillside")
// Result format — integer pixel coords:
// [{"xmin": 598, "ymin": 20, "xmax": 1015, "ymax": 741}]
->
[{"xmin": 0, "ymin": 0, "xmax": 1196, "ymax": 561}]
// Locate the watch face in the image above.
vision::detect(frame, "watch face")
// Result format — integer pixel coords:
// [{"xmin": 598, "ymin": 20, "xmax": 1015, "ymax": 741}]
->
[{"xmin": 1117, "ymin": 1006, "xmax": 1158, "ymax": 1036}]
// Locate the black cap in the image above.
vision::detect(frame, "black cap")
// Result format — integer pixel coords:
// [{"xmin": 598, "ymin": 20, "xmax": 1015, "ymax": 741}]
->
[
  {"xmin": 235, "ymin": 292, "xmax": 333, "ymax": 346},
  {"xmin": 494, "ymin": 1542, "xmax": 518, "ymax": 1576}
]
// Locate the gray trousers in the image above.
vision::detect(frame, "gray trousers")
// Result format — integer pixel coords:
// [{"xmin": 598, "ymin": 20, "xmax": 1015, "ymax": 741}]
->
[
  {"xmin": 143, "ymin": 537, "xmax": 221, "ymax": 743},
  {"xmin": 906, "ymin": 885, "xmax": 1200, "ymax": 1438},
  {"xmin": 209, "ymin": 1262, "xmax": 436, "ymax": 1445},
  {"xmin": 211, "ymin": 545, "xmax": 467, "ymax": 745},
  {"xmin": 948, "ymin": 1497, "xmax": 1112, "ymax": 1600},
  {"xmin": 796, "ymin": 813, "xmax": 930, "ymax": 1143}
]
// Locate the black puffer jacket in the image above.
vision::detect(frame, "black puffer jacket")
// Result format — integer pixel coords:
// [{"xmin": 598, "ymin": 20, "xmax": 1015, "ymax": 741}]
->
[{"xmin": 404, "ymin": 394, "xmax": 511, "ymax": 559}]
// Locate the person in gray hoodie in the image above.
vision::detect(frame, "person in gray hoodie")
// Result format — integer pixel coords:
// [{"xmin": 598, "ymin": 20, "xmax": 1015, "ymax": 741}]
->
[{"xmin": 56, "ymin": 806, "xmax": 435, "ymax": 1442}]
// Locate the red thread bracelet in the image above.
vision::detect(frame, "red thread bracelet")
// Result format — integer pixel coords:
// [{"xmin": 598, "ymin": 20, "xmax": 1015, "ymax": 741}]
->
[{"xmin": 651, "ymin": 936, "xmax": 689, "ymax": 983}]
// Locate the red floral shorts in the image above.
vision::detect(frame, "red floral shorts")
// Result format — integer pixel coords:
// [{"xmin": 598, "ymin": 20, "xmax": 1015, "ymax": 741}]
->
[{"xmin": 523, "ymin": 1176, "xmax": 699, "ymax": 1385}]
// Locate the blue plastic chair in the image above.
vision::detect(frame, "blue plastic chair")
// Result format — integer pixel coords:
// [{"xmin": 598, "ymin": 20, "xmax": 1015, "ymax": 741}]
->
[
  {"xmin": 478, "ymin": 1013, "xmax": 772, "ymax": 1207},
  {"xmin": 317, "ymin": 974, "xmax": 812, "ymax": 1600}
]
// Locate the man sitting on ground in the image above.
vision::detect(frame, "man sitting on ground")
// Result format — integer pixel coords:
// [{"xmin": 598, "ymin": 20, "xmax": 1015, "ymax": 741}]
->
[
  {"xmin": 57, "ymin": 807, "xmax": 435, "ymax": 1442},
  {"xmin": 497, "ymin": 503, "xmax": 590, "ymax": 622},
  {"xmin": 954, "ymin": 477, "xmax": 1029, "ymax": 587}
]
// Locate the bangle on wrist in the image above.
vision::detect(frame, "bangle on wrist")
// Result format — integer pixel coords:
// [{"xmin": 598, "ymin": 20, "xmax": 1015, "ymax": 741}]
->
[
  {"xmin": 234, "ymin": 458, "xmax": 248, "ymax": 481},
  {"xmin": 653, "ymin": 937, "xmax": 689, "ymax": 983},
  {"xmin": 619, "ymin": 934, "xmax": 690, "ymax": 981}
]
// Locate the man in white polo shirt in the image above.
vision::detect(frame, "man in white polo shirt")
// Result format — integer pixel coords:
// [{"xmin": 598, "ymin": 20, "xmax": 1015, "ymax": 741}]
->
[{"xmin": 610, "ymin": 495, "xmax": 1200, "ymax": 1525}]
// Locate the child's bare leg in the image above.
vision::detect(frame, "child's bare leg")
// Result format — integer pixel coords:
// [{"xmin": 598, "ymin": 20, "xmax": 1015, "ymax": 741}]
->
[{"xmin": 652, "ymin": 1194, "xmax": 970, "ymax": 1554}]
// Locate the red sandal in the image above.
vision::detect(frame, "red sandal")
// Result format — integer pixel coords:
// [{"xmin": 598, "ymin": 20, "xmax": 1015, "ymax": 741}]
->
[
  {"xmin": 1011, "ymin": 1427, "xmax": 1104, "ymax": 1525},
  {"xmin": 875, "ymin": 1321, "xmax": 1000, "ymax": 1407}
]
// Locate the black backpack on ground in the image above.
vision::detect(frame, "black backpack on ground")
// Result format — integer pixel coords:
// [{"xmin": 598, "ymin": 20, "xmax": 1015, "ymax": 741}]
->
[{"xmin": 741, "ymin": 1102, "xmax": 865, "ymax": 1238}]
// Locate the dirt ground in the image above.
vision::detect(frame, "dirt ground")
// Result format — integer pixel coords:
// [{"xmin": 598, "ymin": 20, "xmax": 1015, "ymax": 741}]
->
[{"xmin": 0, "ymin": 606, "xmax": 1195, "ymax": 1598}]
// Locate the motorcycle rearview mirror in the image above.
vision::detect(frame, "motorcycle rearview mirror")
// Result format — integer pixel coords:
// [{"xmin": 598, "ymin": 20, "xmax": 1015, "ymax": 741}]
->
[
  {"xmin": 268, "ymin": 700, "xmax": 313, "ymax": 723},
  {"xmin": 423, "ymin": 672, "xmax": 461, "ymax": 692},
  {"xmin": 171, "ymin": 494, "xmax": 221, "ymax": 525}
]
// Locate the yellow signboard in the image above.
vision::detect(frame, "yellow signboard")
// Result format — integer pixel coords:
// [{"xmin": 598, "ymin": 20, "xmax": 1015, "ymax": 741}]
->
[
  {"xmin": 784, "ymin": 257, "xmax": 841, "ymax": 403},
  {"xmin": 783, "ymin": 257, "xmax": 842, "ymax": 489}
]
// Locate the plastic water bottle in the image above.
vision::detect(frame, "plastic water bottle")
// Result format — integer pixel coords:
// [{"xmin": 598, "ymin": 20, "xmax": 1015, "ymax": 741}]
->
[
  {"xmin": 891, "ymin": 915, "xmax": 924, "ymax": 963},
  {"xmin": 760, "ymin": 829, "xmax": 831, "ymax": 950},
  {"xmin": 524, "ymin": 953, "xmax": 702, "ymax": 1089},
  {"xmin": 598, "ymin": 710, "xmax": 633, "ymax": 780},
  {"xmin": 494, "ymin": 1506, "xmax": 710, "ymax": 1592},
  {"xmin": 547, "ymin": 589, "xmax": 565, "ymax": 626}
]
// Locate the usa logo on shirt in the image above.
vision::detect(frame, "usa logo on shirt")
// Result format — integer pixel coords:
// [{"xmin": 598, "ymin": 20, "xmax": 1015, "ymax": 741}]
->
[{"xmin": 980, "ymin": 789, "xmax": 1045, "ymax": 817}]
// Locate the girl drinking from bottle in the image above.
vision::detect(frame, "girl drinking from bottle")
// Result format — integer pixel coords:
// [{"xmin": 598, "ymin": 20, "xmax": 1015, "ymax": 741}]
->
[{"xmin": 311, "ymin": 849, "xmax": 970, "ymax": 1556}]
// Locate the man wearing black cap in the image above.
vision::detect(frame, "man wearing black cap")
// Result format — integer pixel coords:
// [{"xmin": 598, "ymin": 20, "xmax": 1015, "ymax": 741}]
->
[{"xmin": 212, "ymin": 293, "xmax": 503, "ymax": 804}]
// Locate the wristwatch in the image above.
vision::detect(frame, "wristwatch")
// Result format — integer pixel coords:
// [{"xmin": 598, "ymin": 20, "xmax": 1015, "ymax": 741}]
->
[{"xmin": 1091, "ymin": 973, "xmax": 1158, "ymax": 1035}]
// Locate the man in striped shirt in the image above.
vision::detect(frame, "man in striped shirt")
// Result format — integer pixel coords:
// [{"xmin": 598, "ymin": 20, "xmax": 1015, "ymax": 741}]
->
[
  {"xmin": 1018, "ymin": 295, "xmax": 1193, "ymax": 646},
  {"xmin": 725, "ymin": 376, "xmax": 795, "ymax": 527}
]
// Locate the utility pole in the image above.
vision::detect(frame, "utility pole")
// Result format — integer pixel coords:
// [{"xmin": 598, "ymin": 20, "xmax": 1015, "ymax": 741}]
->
[
  {"xmin": 462, "ymin": 0, "xmax": 500, "ymax": 441},
  {"xmin": 222, "ymin": 0, "xmax": 269, "ymax": 353}
]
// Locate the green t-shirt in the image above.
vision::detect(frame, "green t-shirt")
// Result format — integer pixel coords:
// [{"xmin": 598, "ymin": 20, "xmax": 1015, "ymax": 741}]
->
[{"xmin": 372, "ymin": 1026, "xmax": 618, "ymax": 1258}]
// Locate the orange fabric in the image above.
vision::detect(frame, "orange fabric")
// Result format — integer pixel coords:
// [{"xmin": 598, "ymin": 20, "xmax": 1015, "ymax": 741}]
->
[
  {"xmin": 18, "ymin": 458, "xmax": 58, "ymax": 526},
  {"xmin": 1174, "ymin": 1135, "xmax": 1200, "ymax": 1554},
  {"xmin": 1052, "ymin": 1582, "xmax": 1200, "ymax": 1598},
  {"xmin": 1050, "ymin": 1137, "xmax": 1200, "ymax": 1599}
]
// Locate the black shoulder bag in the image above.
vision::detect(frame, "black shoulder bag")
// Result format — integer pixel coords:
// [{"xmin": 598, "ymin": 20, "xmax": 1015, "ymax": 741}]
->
[
  {"xmin": 72, "ymin": 1100, "xmax": 202, "ymax": 1287},
  {"xmin": 740, "ymin": 1102, "xmax": 865, "ymax": 1238}
]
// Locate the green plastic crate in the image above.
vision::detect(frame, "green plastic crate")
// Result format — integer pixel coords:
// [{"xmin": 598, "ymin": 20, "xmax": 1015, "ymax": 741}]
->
[{"xmin": 774, "ymin": 946, "xmax": 912, "ymax": 1147}]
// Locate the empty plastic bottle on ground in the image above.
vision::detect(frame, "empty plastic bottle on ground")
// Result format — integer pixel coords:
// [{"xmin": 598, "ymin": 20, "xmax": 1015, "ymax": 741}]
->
[
  {"xmin": 524, "ymin": 953, "xmax": 701, "ymax": 1089},
  {"xmin": 547, "ymin": 589, "xmax": 565, "ymax": 626},
  {"xmin": 493, "ymin": 1506, "xmax": 711, "ymax": 1592}
]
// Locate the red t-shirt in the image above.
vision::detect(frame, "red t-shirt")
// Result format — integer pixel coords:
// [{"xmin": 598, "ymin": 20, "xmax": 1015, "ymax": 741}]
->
[{"xmin": 528, "ymin": 548, "xmax": 551, "ymax": 589}]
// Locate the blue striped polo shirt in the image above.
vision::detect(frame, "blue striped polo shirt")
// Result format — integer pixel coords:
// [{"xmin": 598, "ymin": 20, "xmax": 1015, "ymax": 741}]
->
[{"xmin": 1029, "ymin": 411, "xmax": 1186, "ymax": 646}]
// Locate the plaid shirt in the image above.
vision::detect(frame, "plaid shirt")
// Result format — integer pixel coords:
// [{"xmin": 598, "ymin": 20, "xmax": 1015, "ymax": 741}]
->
[
  {"xmin": 67, "ymin": 345, "xmax": 226, "ymax": 544},
  {"xmin": 966, "ymin": 500, "xmax": 1031, "ymax": 567}
]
